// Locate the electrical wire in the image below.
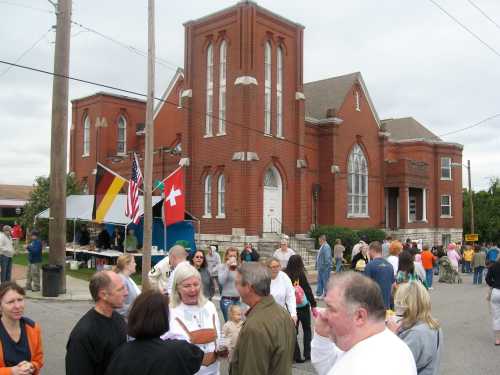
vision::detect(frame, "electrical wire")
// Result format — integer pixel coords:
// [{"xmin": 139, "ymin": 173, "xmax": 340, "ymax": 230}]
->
[
  {"xmin": 439, "ymin": 113, "xmax": 500, "ymax": 137},
  {"xmin": 70, "ymin": 19, "xmax": 181, "ymax": 71},
  {"xmin": 0, "ymin": 59, "xmax": 318, "ymax": 152},
  {"xmin": 0, "ymin": 28, "xmax": 53, "ymax": 79},
  {"xmin": 427, "ymin": 0, "xmax": 500, "ymax": 58},
  {"xmin": 466, "ymin": 0, "xmax": 500, "ymax": 32},
  {"xmin": 0, "ymin": 0, "xmax": 53, "ymax": 14}
]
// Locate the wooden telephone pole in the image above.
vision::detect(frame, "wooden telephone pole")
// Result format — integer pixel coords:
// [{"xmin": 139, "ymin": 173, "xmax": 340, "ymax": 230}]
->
[
  {"xmin": 141, "ymin": 0, "xmax": 155, "ymax": 289},
  {"xmin": 48, "ymin": 0, "xmax": 72, "ymax": 293}
]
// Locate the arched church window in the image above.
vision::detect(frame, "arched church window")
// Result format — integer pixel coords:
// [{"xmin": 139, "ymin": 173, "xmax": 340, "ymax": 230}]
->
[{"xmin": 347, "ymin": 144, "xmax": 368, "ymax": 216}]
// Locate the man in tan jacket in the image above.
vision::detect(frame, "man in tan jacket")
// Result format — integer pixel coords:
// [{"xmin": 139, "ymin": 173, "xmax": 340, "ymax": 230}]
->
[{"xmin": 230, "ymin": 262, "xmax": 295, "ymax": 375}]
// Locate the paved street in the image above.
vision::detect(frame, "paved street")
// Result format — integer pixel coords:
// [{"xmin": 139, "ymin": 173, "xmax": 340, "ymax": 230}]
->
[{"xmin": 27, "ymin": 272, "xmax": 497, "ymax": 375}]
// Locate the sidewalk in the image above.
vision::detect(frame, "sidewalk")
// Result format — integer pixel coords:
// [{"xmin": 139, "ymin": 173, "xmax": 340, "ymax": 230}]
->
[{"xmin": 13, "ymin": 264, "xmax": 91, "ymax": 301}]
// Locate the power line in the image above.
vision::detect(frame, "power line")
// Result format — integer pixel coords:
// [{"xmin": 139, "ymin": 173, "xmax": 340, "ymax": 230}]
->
[
  {"xmin": 0, "ymin": 0, "xmax": 53, "ymax": 14},
  {"xmin": 0, "ymin": 59, "xmax": 318, "ymax": 152},
  {"xmin": 70, "ymin": 19, "xmax": 182, "ymax": 71},
  {"xmin": 466, "ymin": 0, "xmax": 500, "ymax": 32},
  {"xmin": 427, "ymin": 0, "xmax": 500, "ymax": 58},
  {"xmin": 439, "ymin": 113, "xmax": 500, "ymax": 137},
  {"xmin": 0, "ymin": 28, "xmax": 53, "ymax": 79}
]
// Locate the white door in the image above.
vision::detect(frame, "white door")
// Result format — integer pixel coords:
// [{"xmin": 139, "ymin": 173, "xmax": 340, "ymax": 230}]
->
[{"xmin": 263, "ymin": 167, "xmax": 282, "ymax": 233}]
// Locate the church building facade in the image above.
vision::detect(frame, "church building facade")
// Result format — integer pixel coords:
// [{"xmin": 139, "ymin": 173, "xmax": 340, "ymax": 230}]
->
[{"xmin": 70, "ymin": 1, "xmax": 463, "ymax": 249}]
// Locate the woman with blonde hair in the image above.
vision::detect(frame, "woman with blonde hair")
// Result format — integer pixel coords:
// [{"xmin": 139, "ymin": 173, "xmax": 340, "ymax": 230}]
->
[
  {"xmin": 166, "ymin": 263, "xmax": 221, "ymax": 375},
  {"xmin": 114, "ymin": 254, "xmax": 141, "ymax": 317},
  {"xmin": 388, "ymin": 281, "xmax": 442, "ymax": 375}
]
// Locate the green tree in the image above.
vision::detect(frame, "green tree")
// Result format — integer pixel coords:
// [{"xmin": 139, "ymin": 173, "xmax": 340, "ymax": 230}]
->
[
  {"xmin": 20, "ymin": 174, "xmax": 82, "ymax": 240},
  {"xmin": 463, "ymin": 178, "xmax": 500, "ymax": 244}
]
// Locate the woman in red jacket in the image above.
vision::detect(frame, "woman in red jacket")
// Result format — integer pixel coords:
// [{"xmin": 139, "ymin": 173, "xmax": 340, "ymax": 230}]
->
[{"xmin": 0, "ymin": 282, "xmax": 43, "ymax": 374}]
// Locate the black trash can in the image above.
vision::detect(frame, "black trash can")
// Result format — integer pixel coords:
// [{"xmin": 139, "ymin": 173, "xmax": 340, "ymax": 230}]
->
[{"xmin": 42, "ymin": 264, "xmax": 62, "ymax": 297}]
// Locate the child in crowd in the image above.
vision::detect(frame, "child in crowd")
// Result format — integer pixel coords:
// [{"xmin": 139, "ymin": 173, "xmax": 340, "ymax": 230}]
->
[
  {"xmin": 25, "ymin": 230, "xmax": 43, "ymax": 291},
  {"xmin": 222, "ymin": 304, "xmax": 243, "ymax": 359}
]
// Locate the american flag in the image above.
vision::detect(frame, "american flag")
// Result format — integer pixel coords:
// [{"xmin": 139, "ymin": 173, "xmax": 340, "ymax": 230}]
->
[{"xmin": 125, "ymin": 153, "xmax": 143, "ymax": 224}]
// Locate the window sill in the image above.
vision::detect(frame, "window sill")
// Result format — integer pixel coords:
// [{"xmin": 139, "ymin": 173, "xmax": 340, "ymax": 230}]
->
[
  {"xmin": 116, "ymin": 153, "xmax": 127, "ymax": 157},
  {"xmin": 263, "ymin": 133, "xmax": 272, "ymax": 137},
  {"xmin": 275, "ymin": 135, "xmax": 285, "ymax": 139},
  {"xmin": 203, "ymin": 134, "xmax": 214, "ymax": 138},
  {"xmin": 440, "ymin": 178, "xmax": 452, "ymax": 181},
  {"xmin": 355, "ymin": 109, "xmax": 361, "ymax": 112},
  {"xmin": 347, "ymin": 214, "xmax": 370, "ymax": 219},
  {"xmin": 216, "ymin": 214, "xmax": 226, "ymax": 219},
  {"xmin": 81, "ymin": 154, "xmax": 90, "ymax": 158},
  {"xmin": 216, "ymin": 132, "xmax": 226, "ymax": 137},
  {"xmin": 202, "ymin": 214, "xmax": 212, "ymax": 219},
  {"xmin": 440, "ymin": 215, "xmax": 453, "ymax": 219}
]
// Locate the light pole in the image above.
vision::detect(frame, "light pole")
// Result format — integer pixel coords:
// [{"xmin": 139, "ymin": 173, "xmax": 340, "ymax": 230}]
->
[{"xmin": 452, "ymin": 160, "xmax": 474, "ymax": 235}]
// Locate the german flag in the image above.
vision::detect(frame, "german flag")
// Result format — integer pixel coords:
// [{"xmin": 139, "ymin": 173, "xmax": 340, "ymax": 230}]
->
[{"xmin": 92, "ymin": 163, "xmax": 126, "ymax": 223}]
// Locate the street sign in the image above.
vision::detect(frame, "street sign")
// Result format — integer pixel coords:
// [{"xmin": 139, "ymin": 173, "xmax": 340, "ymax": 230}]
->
[{"xmin": 465, "ymin": 234, "xmax": 479, "ymax": 242}]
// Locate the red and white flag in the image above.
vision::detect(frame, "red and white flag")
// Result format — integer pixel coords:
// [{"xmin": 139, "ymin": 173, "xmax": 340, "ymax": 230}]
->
[
  {"xmin": 163, "ymin": 167, "xmax": 185, "ymax": 226},
  {"xmin": 125, "ymin": 153, "xmax": 143, "ymax": 224}
]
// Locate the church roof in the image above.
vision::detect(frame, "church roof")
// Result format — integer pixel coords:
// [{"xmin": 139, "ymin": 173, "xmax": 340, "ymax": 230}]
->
[
  {"xmin": 381, "ymin": 117, "xmax": 442, "ymax": 142},
  {"xmin": 304, "ymin": 72, "xmax": 359, "ymax": 120}
]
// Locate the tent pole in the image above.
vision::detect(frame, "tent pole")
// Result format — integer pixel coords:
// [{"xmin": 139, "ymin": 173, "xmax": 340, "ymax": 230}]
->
[
  {"xmin": 164, "ymin": 220, "xmax": 167, "ymax": 253},
  {"xmin": 124, "ymin": 223, "xmax": 128, "ymax": 252}
]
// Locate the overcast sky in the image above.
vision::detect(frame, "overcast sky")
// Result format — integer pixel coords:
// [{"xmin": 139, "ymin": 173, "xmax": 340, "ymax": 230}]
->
[{"xmin": 1, "ymin": 0, "xmax": 499, "ymax": 190}]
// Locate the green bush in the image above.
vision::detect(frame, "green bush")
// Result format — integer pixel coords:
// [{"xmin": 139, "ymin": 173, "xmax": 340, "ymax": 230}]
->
[
  {"xmin": 309, "ymin": 226, "xmax": 386, "ymax": 262},
  {"xmin": 0, "ymin": 217, "xmax": 18, "ymax": 228}
]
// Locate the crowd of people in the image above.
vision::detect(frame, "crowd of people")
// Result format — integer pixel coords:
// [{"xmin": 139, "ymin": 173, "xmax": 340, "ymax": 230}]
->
[{"xmin": 0, "ymin": 222, "xmax": 499, "ymax": 374}]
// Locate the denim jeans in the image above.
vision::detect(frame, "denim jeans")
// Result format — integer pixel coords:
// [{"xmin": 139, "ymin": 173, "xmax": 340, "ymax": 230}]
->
[
  {"xmin": 425, "ymin": 269, "xmax": 434, "ymax": 288},
  {"xmin": 335, "ymin": 258, "xmax": 343, "ymax": 273},
  {"xmin": 316, "ymin": 268, "xmax": 331, "ymax": 296},
  {"xmin": 473, "ymin": 266, "xmax": 484, "ymax": 284},
  {"xmin": 219, "ymin": 296, "xmax": 240, "ymax": 322},
  {"xmin": 464, "ymin": 261, "xmax": 472, "ymax": 273},
  {"xmin": 0, "ymin": 255, "xmax": 12, "ymax": 283}
]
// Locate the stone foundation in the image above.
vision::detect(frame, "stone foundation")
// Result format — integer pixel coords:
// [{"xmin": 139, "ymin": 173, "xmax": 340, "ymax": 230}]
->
[{"xmin": 386, "ymin": 227, "xmax": 463, "ymax": 246}]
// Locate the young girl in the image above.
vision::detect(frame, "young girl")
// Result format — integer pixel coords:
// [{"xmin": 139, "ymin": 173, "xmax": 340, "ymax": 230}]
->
[{"xmin": 221, "ymin": 304, "xmax": 243, "ymax": 359}]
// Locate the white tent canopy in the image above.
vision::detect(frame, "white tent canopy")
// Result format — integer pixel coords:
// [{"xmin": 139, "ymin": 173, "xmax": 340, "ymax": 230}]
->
[{"xmin": 36, "ymin": 195, "xmax": 163, "ymax": 225}]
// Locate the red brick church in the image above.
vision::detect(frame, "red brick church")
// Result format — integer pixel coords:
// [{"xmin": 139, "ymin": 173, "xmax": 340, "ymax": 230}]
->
[{"xmin": 70, "ymin": 1, "xmax": 463, "ymax": 250}]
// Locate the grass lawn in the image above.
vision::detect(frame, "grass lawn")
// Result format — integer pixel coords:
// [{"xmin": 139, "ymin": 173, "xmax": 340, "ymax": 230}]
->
[{"xmin": 13, "ymin": 253, "xmax": 142, "ymax": 285}]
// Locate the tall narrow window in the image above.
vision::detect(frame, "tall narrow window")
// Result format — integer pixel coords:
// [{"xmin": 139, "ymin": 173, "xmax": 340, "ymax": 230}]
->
[
  {"xmin": 355, "ymin": 90, "xmax": 361, "ymax": 111},
  {"xmin": 440, "ymin": 195, "xmax": 452, "ymax": 217},
  {"xmin": 441, "ymin": 157, "xmax": 451, "ymax": 180},
  {"xmin": 218, "ymin": 40, "xmax": 227, "ymax": 135},
  {"xmin": 117, "ymin": 115, "xmax": 126, "ymax": 155},
  {"xmin": 347, "ymin": 144, "xmax": 368, "ymax": 216},
  {"xmin": 204, "ymin": 175, "xmax": 212, "ymax": 217},
  {"xmin": 83, "ymin": 114, "xmax": 90, "ymax": 156},
  {"xmin": 205, "ymin": 43, "xmax": 214, "ymax": 136},
  {"xmin": 217, "ymin": 174, "xmax": 225, "ymax": 217},
  {"xmin": 276, "ymin": 46, "xmax": 283, "ymax": 137},
  {"xmin": 264, "ymin": 41, "xmax": 272, "ymax": 135},
  {"xmin": 178, "ymin": 88, "xmax": 183, "ymax": 108}
]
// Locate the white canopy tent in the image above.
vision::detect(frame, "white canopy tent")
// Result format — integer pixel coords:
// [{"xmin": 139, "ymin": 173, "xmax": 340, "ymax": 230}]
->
[{"xmin": 36, "ymin": 194, "xmax": 163, "ymax": 225}]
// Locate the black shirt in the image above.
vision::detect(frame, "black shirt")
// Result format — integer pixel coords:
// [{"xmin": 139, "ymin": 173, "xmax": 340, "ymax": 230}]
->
[
  {"xmin": 96, "ymin": 230, "xmax": 111, "ymax": 249},
  {"xmin": 66, "ymin": 309, "xmax": 127, "ymax": 375},
  {"xmin": 105, "ymin": 338, "xmax": 204, "ymax": 375},
  {"xmin": 0, "ymin": 318, "xmax": 31, "ymax": 366},
  {"xmin": 486, "ymin": 262, "xmax": 500, "ymax": 289}
]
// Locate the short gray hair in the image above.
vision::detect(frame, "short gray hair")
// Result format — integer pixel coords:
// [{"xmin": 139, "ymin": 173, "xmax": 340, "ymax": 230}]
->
[
  {"xmin": 237, "ymin": 262, "xmax": 271, "ymax": 297},
  {"xmin": 328, "ymin": 272, "xmax": 385, "ymax": 321},
  {"xmin": 171, "ymin": 263, "xmax": 207, "ymax": 308},
  {"xmin": 169, "ymin": 244, "xmax": 187, "ymax": 259}
]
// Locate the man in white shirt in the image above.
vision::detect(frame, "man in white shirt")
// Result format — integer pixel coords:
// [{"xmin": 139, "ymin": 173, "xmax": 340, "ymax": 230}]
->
[
  {"xmin": 273, "ymin": 239, "xmax": 295, "ymax": 269},
  {"xmin": 165, "ymin": 245, "xmax": 189, "ymax": 295},
  {"xmin": 311, "ymin": 272, "xmax": 417, "ymax": 375}
]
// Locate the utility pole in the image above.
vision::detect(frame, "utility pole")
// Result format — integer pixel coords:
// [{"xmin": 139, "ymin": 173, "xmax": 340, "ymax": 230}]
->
[
  {"xmin": 467, "ymin": 159, "xmax": 475, "ymax": 235},
  {"xmin": 141, "ymin": 0, "xmax": 155, "ymax": 290},
  {"xmin": 48, "ymin": 0, "xmax": 71, "ymax": 293}
]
